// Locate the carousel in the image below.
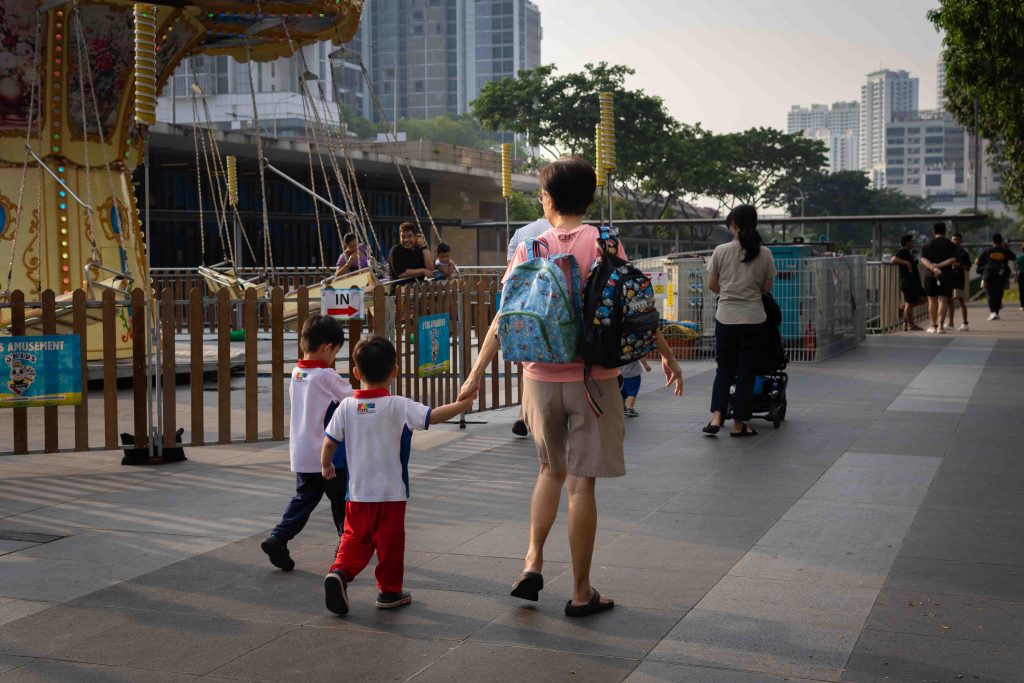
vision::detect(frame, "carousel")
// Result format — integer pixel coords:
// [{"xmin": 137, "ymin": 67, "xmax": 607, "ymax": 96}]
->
[{"xmin": 0, "ymin": 0, "xmax": 440, "ymax": 359}]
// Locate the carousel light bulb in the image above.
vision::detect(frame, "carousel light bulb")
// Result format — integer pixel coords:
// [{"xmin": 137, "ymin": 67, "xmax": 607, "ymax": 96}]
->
[
  {"xmin": 60, "ymin": 228, "xmax": 68, "ymax": 235},
  {"xmin": 60, "ymin": 216, "xmax": 67, "ymax": 223},
  {"xmin": 61, "ymin": 253, "xmax": 69, "ymax": 260},
  {"xmin": 57, "ymin": 166, "xmax": 64, "ymax": 173},
  {"xmin": 59, "ymin": 190, "xmax": 66, "ymax": 197},
  {"xmin": 61, "ymin": 241, "xmax": 68, "ymax": 247},
  {"xmin": 59, "ymin": 202, "xmax": 66, "ymax": 210}
]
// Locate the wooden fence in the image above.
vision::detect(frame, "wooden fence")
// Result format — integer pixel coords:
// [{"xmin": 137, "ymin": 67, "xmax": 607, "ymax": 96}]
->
[{"xmin": 1, "ymin": 278, "xmax": 518, "ymax": 456}]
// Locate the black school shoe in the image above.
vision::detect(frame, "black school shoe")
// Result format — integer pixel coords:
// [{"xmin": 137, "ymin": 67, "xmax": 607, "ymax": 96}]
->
[
  {"xmin": 260, "ymin": 535, "xmax": 295, "ymax": 571},
  {"xmin": 324, "ymin": 571, "xmax": 349, "ymax": 615},
  {"xmin": 512, "ymin": 419, "xmax": 528, "ymax": 437},
  {"xmin": 375, "ymin": 589, "xmax": 412, "ymax": 609}
]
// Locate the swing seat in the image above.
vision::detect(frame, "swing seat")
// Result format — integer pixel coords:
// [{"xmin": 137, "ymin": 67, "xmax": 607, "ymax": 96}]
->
[
  {"xmin": 0, "ymin": 265, "xmax": 132, "ymax": 332},
  {"xmin": 199, "ymin": 262, "xmax": 268, "ymax": 300}
]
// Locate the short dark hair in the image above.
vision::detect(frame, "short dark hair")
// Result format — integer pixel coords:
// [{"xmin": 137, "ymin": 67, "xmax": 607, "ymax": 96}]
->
[
  {"xmin": 353, "ymin": 335, "xmax": 396, "ymax": 384},
  {"xmin": 933, "ymin": 222, "xmax": 947, "ymax": 235},
  {"xmin": 436, "ymin": 242, "xmax": 451, "ymax": 254},
  {"xmin": 993, "ymin": 233, "xmax": 1003, "ymax": 245},
  {"xmin": 901, "ymin": 233, "xmax": 915, "ymax": 247},
  {"xmin": 399, "ymin": 222, "xmax": 417, "ymax": 235},
  {"xmin": 300, "ymin": 314, "xmax": 345, "ymax": 355},
  {"xmin": 539, "ymin": 156, "xmax": 596, "ymax": 216},
  {"xmin": 343, "ymin": 232, "xmax": 357, "ymax": 245}
]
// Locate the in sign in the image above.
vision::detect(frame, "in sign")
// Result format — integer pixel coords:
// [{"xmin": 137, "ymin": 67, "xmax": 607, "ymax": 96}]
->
[{"xmin": 321, "ymin": 287, "xmax": 364, "ymax": 320}]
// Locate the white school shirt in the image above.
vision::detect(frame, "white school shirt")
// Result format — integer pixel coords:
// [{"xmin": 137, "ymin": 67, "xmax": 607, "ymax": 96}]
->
[
  {"xmin": 324, "ymin": 390, "xmax": 431, "ymax": 502},
  {"xmin": 289, "ymin": 361, "xmax": 353, "ymax": 473},
  {"xmin": 506, "ymin": 218, "xmax": 552, "ymax": 261}
]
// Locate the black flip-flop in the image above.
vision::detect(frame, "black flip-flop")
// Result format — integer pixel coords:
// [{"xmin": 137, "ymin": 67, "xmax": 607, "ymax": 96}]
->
[
  {"xmin": 564, "ymin": 589, "xmax": 615, "ymax": 617},
  {"xmin": 702, "ymin": 422, "xmax": 721, "ymax": 436},
  {"xmin": 729, "ymin": 425, "xmax": 759, "ymax": 438},
  {"xmin": 510, "ymin": 571, "xmax": 544, "ymax": 601}
]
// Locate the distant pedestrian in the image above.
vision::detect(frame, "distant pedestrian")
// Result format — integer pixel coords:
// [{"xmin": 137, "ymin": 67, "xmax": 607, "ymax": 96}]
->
[
  {"xmin": 704, "ymin": 204, "xmax": 777, "ymax": 437},
  {"xmin": 919, "ymin": 222, "xmax": 959, "ymax": 334},
  {"xmin": 890, "ymin": 234, "xmax": 926, "ymax": 332},
  {"xmin": 335, "ymin": 233, "xmax": 370, "ymax": 277},
  {"xmin": 975, "ymin": 233, "xmax": 1016, "ymax": 320},
  {"xmin": 948, "ymin": 232, "xmax": 971, "ymax": 331},
  {"xmin": 261, "ymin": 315, "xmax": 353, "ymax": 572},
  {"xmin": 506, "ymin": 216, "xmax": 551, "ymax": 438},
  {"xmin": 619, "ymin": 358, "xmax": 651, "ymax": 417},
  {"xmin": 1017, "ymin": 243, "xmax": 1024, "ymax": 311}
]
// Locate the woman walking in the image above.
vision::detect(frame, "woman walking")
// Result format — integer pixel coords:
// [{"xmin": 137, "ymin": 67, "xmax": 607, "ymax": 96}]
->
[
  {"xmin": 703, "ymin": 204, "xmax": 776, "ymax": 437},
  {"xmin": 457, "ymin": 157, "xmax": 683, "ymax": 617}
]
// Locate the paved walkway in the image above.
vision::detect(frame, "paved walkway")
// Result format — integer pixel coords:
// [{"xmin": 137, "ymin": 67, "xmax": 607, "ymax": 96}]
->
[{"xmin": 0, "ymin": 303, "xmax": 1022, "ymax": 682}]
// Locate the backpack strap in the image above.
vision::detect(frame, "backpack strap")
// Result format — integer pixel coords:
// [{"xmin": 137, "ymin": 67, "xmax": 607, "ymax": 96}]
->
[
  {"xmin": 524, "ymin": 238, "xmax": 550, "ymax": 260},
  {"xmin": 597, "ymin": 225, "xmax": 621, "ymax": 258},
  {"xmin": 551, "ymin": 253, "xmax": 583, "ymax": 319},
  {"xmin": 582, "ymin": 363, "xmax": 604, "ymax": 418}
]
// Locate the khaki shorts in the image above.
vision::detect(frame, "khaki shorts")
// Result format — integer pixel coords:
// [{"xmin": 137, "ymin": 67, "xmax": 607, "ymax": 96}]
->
[{"xmin": 521, "ymin": 377, "xmax": 626, "ymax": 478}]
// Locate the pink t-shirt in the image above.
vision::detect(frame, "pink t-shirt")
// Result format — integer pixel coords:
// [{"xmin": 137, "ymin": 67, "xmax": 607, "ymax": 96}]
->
[{"xmin": 502, "ymin": 224, "xmax": 626, "ymax": 383}]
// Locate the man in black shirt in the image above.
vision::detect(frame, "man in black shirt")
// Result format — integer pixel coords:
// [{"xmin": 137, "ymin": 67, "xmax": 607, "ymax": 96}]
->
[
  {"xmin": 975, "ymin": 233, "xmax": 1016, "ymax": 320},
  {"xmin": 388, "ymin": 222, "xmax": 433, "ymax": 282},
  {"xmin": 947, "ymin": 232, "xmax": 972, "ymax": 331},
  {"xmin": 890, "ymin": 233, "xmax": 926, "ymax": 331},
  {"xmin": 919, "ymin": 222, "xmax": 959, "ymax": 334}
]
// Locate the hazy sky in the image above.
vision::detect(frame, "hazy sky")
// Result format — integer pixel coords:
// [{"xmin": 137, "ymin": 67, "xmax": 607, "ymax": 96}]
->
[{"xmin": 533, "ymin": 0, "xmax": 944, "ymax": 133}]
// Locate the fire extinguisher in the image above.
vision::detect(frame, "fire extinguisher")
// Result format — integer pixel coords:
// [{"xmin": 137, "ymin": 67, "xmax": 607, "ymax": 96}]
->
[{"xmin": 805, "ymin": 322, "xmax": 816, "ymax": 351}]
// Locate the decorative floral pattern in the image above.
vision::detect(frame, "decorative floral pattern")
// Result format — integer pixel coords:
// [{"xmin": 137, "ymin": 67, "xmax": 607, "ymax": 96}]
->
[
  {"xmin": 67, "ymin": 5, "xmax": 133, "ymax": 139},
  {"xmin": 0, "ymin": 3, "xmax": 45, "ymax": 135}
]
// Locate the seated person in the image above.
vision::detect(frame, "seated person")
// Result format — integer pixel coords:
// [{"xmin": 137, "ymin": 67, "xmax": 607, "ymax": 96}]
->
[
  {"xmin": 387, "ymin": 222, "xmax": 433, "ymax": 282},
  {"xmin": 434, "ymin": 242, "xmax": 458, "ymax": 280},
  {"xmin": 335, "ymin": 233, "xmax": 370, "ymax": 277}
]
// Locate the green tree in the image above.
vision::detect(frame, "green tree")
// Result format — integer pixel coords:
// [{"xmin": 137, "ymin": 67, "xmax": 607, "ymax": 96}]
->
[
  {"xmin": 929, "ymin": 2, "xmax": 1024, "ymax": 212},
  {"xmin": 472, "ymin": 62, "xmax": 684, "ymax": 218},
  {"xmin": 506, "ymin": 191, "xmax": 542, "ymax": 222},
  {"xmin": 339, "ymin": 105, "xmax": 377, "ymax": 139},
  {"xmin": 397, "ymin": 114, "xmax": 494, "ymax": 149},
  {"xmin": 718, "ymin": 128, "xmax": 828, "ymax": 210}
]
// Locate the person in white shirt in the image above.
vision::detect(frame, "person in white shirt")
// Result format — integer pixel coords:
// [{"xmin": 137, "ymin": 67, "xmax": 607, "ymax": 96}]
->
[
  {"xmin": 321, "ymin": 336, "xmax": 472, "ymax": 615},
  {"xmin": 261, "ymin": 315, "xmax": 353, "ymax": 571}
]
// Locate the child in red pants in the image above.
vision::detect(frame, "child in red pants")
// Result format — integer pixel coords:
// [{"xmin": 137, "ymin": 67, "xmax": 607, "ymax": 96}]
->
[{"xmin": 320, "ymin": 336, "xmax": 471, "ymax": 614}]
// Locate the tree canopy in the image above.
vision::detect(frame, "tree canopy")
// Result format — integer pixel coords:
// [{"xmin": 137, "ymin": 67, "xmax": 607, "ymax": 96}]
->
[
  {"xmin": 472, "ymin": 62, "xmax": 827, "ymax": 218},
  {"xmin": 929, "ymin": 1, "xmax": 1024, "ymax": 212},
  {"xmin": 397, "ymin": 114, "xmax": 494, "ymax": 149}
]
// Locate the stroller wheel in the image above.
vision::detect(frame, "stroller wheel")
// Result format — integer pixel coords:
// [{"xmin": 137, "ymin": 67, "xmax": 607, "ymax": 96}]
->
[
  {"xmin": 772, "ymin": 409, "xmax": 782, "ymax": 429},
  {"xmin": 779, "ymin": 399, "xmax": 787, "ymax": 422}
]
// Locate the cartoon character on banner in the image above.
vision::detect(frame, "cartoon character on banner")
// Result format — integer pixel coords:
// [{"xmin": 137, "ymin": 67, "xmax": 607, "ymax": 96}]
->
[{"xmin": 6, "ymin": 355, "xmax": 37, "ymax": 396}]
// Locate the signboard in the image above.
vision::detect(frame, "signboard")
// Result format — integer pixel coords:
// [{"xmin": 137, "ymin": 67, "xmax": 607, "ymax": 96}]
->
[
  {"xmin": 645, "ymin": 271, "xmax": 669, "ymax": 301},
  {"xmin": 321, "ymin": 287, "xmax": 364, "ymax": 321},
  {"xmin": 0, "ymin": 335, "xmax": 82, "ymax": 408},
  {"xmin": 417, "ymin": 314, "xmax": 451, "ymax": 377}
]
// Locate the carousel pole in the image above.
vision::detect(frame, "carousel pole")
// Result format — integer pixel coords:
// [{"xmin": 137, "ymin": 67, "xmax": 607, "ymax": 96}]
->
[
  {"xmin": 595, "ymin": 123, "xmax": 606, "ymax": 226},
  {"xmin": 598, "ymin": 92, "xmax": 617, "ymax": 229},
  {"xmin": 500, "ymin": 143, "xmax": 512, "ymax": 250},
  {"xmin": 134, "ymin": 3, "xmax": 159, "ymax": 461}
]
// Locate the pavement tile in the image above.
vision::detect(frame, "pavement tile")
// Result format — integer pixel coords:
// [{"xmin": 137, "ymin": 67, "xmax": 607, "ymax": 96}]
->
[
  {"xmin": 471, "ymin": 602, "xmax": 681, "ymax": 659},
  {"xmin": 406, "ymin": 553, "xmax": 570, "ymax": 597},
  {"xmin": 755, "ymin": 500, "xmax": 917, "ymax": 551},
  {"xmin": 898, "ymin": 529, "xmax": 1024, "ymax": 567},
  {"xmin": 547, "ymin": 564, "xmax": 719, "ymax": 612},
  {"xmin": 16, "ymin": 530, "xmax": 234, "ymax": 567},
  {"xmin": 0, "ymin": 555, "xmax": 156, "ymax": 603},
  {"xmin": 0, "ymin": 604, "xmax": 130, "ymax": 658},
  {"xmin": 629, "ymin": 512, "xmax": 772, "ymax": 547},
  {"xmin": 208, "ymin": 626, "xmax": 453, "ymax": 682},
  {"xmin": 909, "ymin": 505, "xmax": 1024, "ymax": 539},
  {"xmin": 0, "ymin": 655, "xmax": 32, "ymax": 676},
  {"xmin": 842, "ymin": 628, "xmax": 1024, "ymax": 683},
  {"xmin": 659, "ymin": 492, "xmax": 796, "ymax": 520},
  {"xmin": 0, "ymin": 659, "xmax": 198, "ymax": 682},
  {"xmin": 884, "ymin": 555, "xmax": 1024, "ymax": 604},
  {"xmin": 729, "ymin": 545, "xmax": 897, "ymax": 589},
  {"xmin": 592, "ymin": 534, "xmax": 746, "ymax": 575},
  {"xmin": 412, "ymin": 641, "xmax": 638, "ymax": 682},
  {"xmin": 0, "ymin": 601, "xmax": 55, "ymax": 629},
  {"xmin": 626, "ymin": 660, "xmax": 820, "ymax": 682},
  {"xmin": 0, "ymin": 541, "xmax": 36, "ymax": 555},
  {"xmin": 864, "ymin": 588, "xmax": 1024, "ymax": 647},
  {"xmin": 448, "ymin": 521, "xmax": 622, "ymax": 562}
]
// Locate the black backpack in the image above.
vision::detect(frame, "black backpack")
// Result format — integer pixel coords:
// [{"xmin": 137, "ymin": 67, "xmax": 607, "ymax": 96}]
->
[
  {"xmin": 580, "ymin": 227, "xmax": 660, "ymax": 369},
  {"xmin": 757, "ymin": 292, "xmax": 787, "ymax": 374}
]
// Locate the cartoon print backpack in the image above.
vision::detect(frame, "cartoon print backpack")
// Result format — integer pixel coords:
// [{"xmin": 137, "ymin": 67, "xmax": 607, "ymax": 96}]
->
[
  {"xmin": 497, "ymin": 239, "xmax": 582, "ymax": 364},
  {"xmin": 580, "ymin": 226, "xmax": 660, "ymax": 369}
]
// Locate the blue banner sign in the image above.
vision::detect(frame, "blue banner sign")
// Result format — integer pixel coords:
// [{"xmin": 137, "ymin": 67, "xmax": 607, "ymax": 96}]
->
[
  {"xmin": 417, "ymin": 314, "xmax": 451, "ymax": 378},
  {"xmin": 0, "ymin": 335, "xmax": 83, "ymax": 408}
]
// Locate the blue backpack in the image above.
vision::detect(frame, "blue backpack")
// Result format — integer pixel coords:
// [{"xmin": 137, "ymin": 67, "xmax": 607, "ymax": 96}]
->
[{"xmin": 497, "ymin": 239, "xmax": 582, "ymax": 363}]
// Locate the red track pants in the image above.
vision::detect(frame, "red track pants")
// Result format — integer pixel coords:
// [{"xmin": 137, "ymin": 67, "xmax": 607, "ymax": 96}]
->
[{"xmin": 329, "ymin": 500, "xmax": 406, "ymax": 594}]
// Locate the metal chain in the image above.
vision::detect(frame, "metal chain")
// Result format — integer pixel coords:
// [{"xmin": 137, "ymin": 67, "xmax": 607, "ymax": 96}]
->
[
  {"xmin": 4, "ymin": 14, "xmax": 44, "ymax": 296},
  {"xmin": 299, "ymin": 91, "xmax": 328, "ymax": 271},
  {"xmin": 71, "ymin": 5, "xmax": 99, "ymax": 261},
  {"xmin": 190, "ymin": 91, "xmax": 207, "ymax": 263},
  {"xmin": 241, "ymin": 34, "xmax": 276, "ymax": 283}
]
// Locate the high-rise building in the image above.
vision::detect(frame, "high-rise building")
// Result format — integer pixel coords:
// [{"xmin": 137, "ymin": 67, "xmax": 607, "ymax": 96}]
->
[
  {"xmin": 936, "ymin": 58, "xmax": 947, "ymax": 111},
  {"xmin": 158, "ymin": 0, "xmax": 542, "ymax": 133},
  {"xmin": 787, "ymin": 101, "xmax": 860, "ymax": 173},
  {"xmin": 885, "ymin": 109, "xmax": 966, "ymax": 198},
  {"xmin": 860, "ymin": 69, "xmax": 919, "ymax": 176}
]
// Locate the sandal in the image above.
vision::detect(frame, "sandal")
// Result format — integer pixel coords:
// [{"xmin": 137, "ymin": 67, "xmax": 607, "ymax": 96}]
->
[
  {"xmin": 702, "ymin": 422, "xmax": 721, "ymax": 436},
  {"xmin": 729, "ymin": 425, "xmax": 759, "ymax": 438},
  {"xmin": 510, "ymin": 571, "xmax": 544, "ymax": 601},
  {"xmin": 565, "ymin": 589, "xmax": 615, "ymax": 617}
]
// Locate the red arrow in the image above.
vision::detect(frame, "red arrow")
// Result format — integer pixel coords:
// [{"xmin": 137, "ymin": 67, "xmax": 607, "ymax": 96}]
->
[{"xmin": 327, "ymin": 306, "xmax": 358, "ymax": 317}]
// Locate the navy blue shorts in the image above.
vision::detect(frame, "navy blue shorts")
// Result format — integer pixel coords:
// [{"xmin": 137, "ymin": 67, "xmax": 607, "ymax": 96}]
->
[{"xmin": 620, "ymin": 375, "xmax": 641, "ymax": 399}]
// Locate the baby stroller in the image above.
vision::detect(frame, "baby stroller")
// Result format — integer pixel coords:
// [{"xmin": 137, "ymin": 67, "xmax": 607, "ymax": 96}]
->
[{"xmin": 726, "ymin": 292, "xmax": 789, "ymax": 429}]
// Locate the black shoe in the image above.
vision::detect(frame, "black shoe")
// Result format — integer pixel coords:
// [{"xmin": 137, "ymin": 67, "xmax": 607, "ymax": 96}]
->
[
  {"xmin": 375, "ymin": 589, "xmax": 412, "ymax": 609},
  {"xmin": 512, "ymin": 419, "xmax": 528, "ymax": 437},
  {"xmin": 260, "ymin": 535, "xmax": 294, "ymax": 571},
  {"xmin": 324, "ymin": 571, "xmax": 349, "ymax": 615}
]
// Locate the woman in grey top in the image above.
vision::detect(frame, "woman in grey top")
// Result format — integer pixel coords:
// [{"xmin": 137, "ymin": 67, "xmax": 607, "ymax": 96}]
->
[{"xmin": 702, "ymin": 205, "xmax": 776, "ymax": 437}]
